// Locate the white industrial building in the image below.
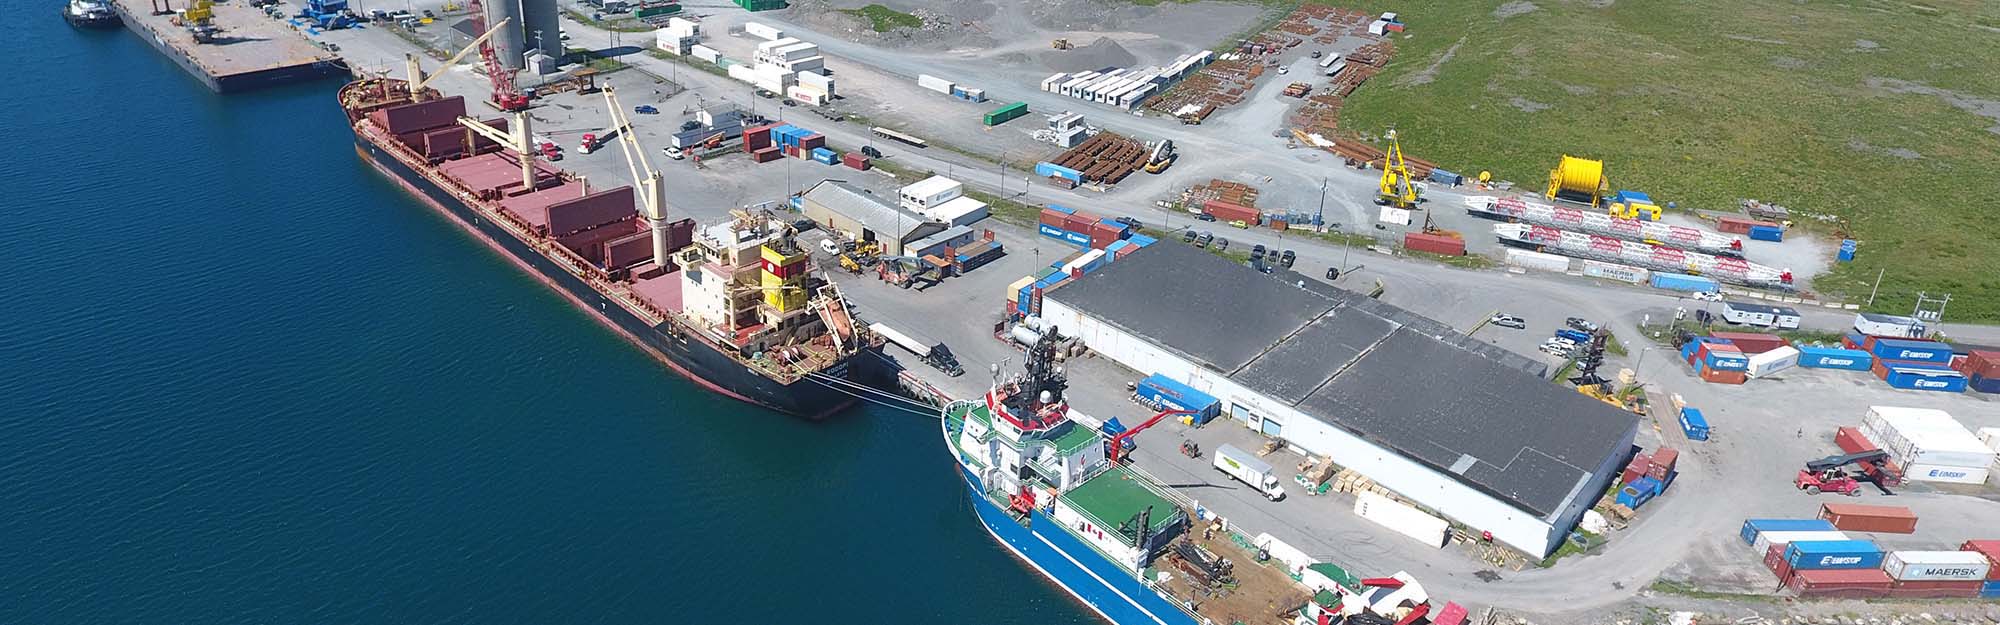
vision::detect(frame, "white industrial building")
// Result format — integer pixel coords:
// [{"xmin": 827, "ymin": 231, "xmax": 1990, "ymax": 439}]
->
[
  {"xmin": 1033, "ymin": 243, "xmax": 1638, "ymax": 557},
  {"xmin": 654, "ymin": 17, "xmax": 699, "ymax": 55},
  {"xmin": 897, "ymin": 176, "xmax": 987, "ymax": 227}
]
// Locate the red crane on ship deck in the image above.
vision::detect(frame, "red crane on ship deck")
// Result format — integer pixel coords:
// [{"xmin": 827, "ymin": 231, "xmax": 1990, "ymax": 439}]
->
[
  {"xmin": 1104, "ymin": 408, "xmax": 1194, "ymax": 464},
  {"xmin": 465, "ymin": 0, "xmax": 530, "ymax": 111}
]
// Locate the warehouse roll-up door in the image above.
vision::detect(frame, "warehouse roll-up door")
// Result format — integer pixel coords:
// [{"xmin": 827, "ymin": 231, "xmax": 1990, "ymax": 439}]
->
[
  {"xmin": 1261, "ymin": 417, "xmax": 1283, "ymax": 438},
  {"xmin": 1231, "ymin": 402, "xmax": 1253, "ymax": 425}
]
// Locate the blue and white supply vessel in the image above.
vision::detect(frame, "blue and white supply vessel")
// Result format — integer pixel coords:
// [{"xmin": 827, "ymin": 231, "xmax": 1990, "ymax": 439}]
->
[{"xmin": 941, "ymin": 330, "xmax": 1202, "ymax": 625}]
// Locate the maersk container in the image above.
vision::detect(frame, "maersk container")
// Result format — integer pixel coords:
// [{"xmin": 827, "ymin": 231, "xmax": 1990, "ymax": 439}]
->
[
  {"xmin": 1883, "ymin": 551, "xmax": 1992, "ymax": 581},
  {"xmin": 1798, "ymin": 345, "xmax": 1873, "ymax": 371},
  {"xmin": 1787, "ymin": 540, "xmax": 1885, "ymax": 571},
  {"xmin": 1133, "ymin": 373, "xmax": 1221, "ymax": 423},
  {"xmin": 1741, "ymin": 519, "xmax": 1836, "ymax": 545},
  {"xmin": 1748, "ymin": 225, "xmax": 1784, "ymax": 242},
  {"xmin": 1651, "ymin": 273, "xmax": 1719, "ymax": 293},
  {"xmin": 1035, "ymin": 161, "xmax": 1083, "ymax": 183},
  {"xmin": 1870, "ymin": 338, "xmax": 1951, "ymax": 364}
]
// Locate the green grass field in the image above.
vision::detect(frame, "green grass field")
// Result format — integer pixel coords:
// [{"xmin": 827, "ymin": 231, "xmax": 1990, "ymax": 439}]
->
[
  {"xmin": 842, "ymin": 4, "xmax": 923, "ymax": 32},
  {"xmin": 1327, "ymin": 1, "xmax": 2000, "ymax": 321}
]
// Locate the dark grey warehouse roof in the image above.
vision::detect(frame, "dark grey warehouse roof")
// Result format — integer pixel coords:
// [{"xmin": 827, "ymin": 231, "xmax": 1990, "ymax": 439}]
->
[{"xmin": 1046, "ymin": 242, "xmax": 1634, "ymax": 518}]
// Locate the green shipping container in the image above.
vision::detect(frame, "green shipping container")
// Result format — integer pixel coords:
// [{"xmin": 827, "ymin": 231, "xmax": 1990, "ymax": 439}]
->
[
  {"xmin": 733, "ymin": 0, "xmax": 786, "ymax": 10},
  {"xmin": 635, "ymin": 3, "xmax": 681, "ymax": 17},
  {"xmin": 983, "ymin": 102, "xmax": 1029, "ymax": 126}
]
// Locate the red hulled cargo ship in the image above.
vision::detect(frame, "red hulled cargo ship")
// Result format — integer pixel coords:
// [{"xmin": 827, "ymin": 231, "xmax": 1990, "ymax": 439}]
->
[{"xmin": 339, "ymin": 77, "xmax": 870, "ymax": 418}]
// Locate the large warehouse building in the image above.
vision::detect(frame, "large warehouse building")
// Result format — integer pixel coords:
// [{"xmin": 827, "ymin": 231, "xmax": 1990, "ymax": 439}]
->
[{"xmin": 1035, "ymin": 242, "xmax": 1639, "ymax": 557}]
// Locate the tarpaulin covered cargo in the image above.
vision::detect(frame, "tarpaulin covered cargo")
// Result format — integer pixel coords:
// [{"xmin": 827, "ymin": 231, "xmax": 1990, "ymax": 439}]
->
[
  {"xmin": 1819, "ymin": 503, "xmax": 1918, "ymax": 534},
  {"xmin": 1798, "ymin": 345, "xmax": 1872, "ymax": 370},
  {"xmin": 1133, "ymin": 373, "xmax": 1221, "ymax": 423},
  {"xmin": 1785, "ymin": 540, "xmax": 1884, "ymax": 570},
  {"xmin": 1883, "ymin": 551, "xmax": 1991, "ymax": 581},
  {"xmin": 1742, "ymin": 518, "xmax": 1835, "ymax": 545}
]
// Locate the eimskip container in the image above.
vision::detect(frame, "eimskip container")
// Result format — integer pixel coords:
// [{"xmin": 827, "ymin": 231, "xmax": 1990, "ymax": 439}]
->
[
  {"xmin": 1785, "ymin": 540, "xmax": 1884, "ymax": 571},
  {"xmin": 1741, "ymin": 519, "xmax": 1835, "ymax": 545}
]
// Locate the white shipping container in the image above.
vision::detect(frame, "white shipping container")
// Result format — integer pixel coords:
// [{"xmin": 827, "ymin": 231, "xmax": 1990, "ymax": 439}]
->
[
  {"xmin": 917, "ymin": 74, "xmax": 955, "ymax": 94},
  {"xmin": 1976, "ymin": 427, "xmax": 2000, "ymax": 453},
  {"xmin": 1354, "ymin": 491, "xmax": 1449, "ymax": 548},
  {"xmin": 726, "ymin": 63, "xmax": 758, "ymax": 83},
  {"xmin": 743, "ymin": 22, "xmax": 783, "ymax": 41},
  {"xmin": 1505, "ymin": 248, "xmax": 1573, "ymax": 272},
  {"xmin": 1041, "ymin": 72, "xmax": 1069, "ymax": 92},
  {"xmin": 1752, "ymin": 529, "xmax": 1849, "ymax": 556},
  {"xmin": 1883, "ymin": 551, "xmax": 1992, "ymax": 581},
  {"xmin": 1863, "ymin": 406, "xmax": 1994, "ymax": 468},
  {"xmin": 1060, "ymin": 72, "xmax": 1098, "ymax": 97},
  {"xmin": 1901, "ymin": 463, "xmax": 1990, "ymax": 484},
  {"xmin": 691, "ymin": 45, "xmax": 720, "ymax": 63},
  {"xmin": 1119, "ymin": 84, "xmax": 1156, "ymax": 109},
  {"xmin": 1582, "ymin": 260, "xmax": 1649, "ymax": 284},
  {"xmin": 1747, "ymin": 346, "xmax": 1800, "ymax": 378},
  {"xmin": 755, "ymin": 37, "xmax": 800, "ymax": 52}
]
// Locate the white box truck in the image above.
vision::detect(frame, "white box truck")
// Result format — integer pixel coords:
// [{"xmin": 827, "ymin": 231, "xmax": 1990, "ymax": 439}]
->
[{"xmin": 1213, "ymin": 444, "xmax": 1285, "ymax": 501}]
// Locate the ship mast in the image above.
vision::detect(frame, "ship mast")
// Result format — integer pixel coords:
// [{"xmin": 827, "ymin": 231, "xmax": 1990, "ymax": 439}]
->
[{"xmin": 600, "ymin": 86, "xmax": 674, "ymax": 264}]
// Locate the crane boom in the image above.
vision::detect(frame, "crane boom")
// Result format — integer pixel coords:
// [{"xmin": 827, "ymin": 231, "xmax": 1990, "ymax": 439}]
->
[
  {"xmin": 600, "ymin": 87, "xmax": 674, "ymax": 264},
  {"xmin": 406, "ymin": 18, "xmax": 513, "ymax": 98},
  {"xmin": 1106, "ymin": 408, "xmax": 1193, "ymax": 463},
  {"xmin": 464, "ymin": 0, "xmax": 528, "ymax": 111}
]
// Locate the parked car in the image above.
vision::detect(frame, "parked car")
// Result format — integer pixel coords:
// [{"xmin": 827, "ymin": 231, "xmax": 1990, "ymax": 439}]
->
[
  {"xmin": 1565, "ymin": 317, "xmax": 1599, "ymax": 333},
  {"xmin": 1250, "ymin": 244, "xmax": 1267, "ymax": 261},
  {"xmin": 1114, "ymin": 216, "xmax": 1143, "ymax": 230},
  {"xmin": 633, "ymin": 105, "xmax": 659, "ymax": 114},
  {"xmin": 1195, "ymin": 212, "xmax": 1217, "ymax": 222},
  {"xmin": 1539, "ymin": 343, "xmax": 1574, "ymax": 358},
  {"xmin": 860, "ymin": 146, "xmax": 883, "ymax": 158},
  {"xmin": 1278, "ymin": 250, "xmax": 1296, "ymax": 268},
  {"xmin": 1182, "ymin": 230, "xmax": 1198, "ymax": 243},
  {"xmin": 1228, "ymin": 220, "xmax": 1249, "ymax": 229},
  {"xmin": 1488, "ymin": 314, "xmax": 1526, "ymax": 329},
  {"xmin": 1554, "ymin": 328, "xmax": 1592, "ymax": 343},
  {"xmin": 1325, "ymin": 267, "xmax": 1340, "ymax": 281},
  {"xmin": 661, "ymin": 146, "xmax": 685, "ymax": 160},
  {"xmin": 1691, "ymin": 291, "xmax": 1723, "ymax": 302},
  {"xmin": 1213, "ymin": 238, "xmax": 1229, "ymax": 252},
  {"xmin": 1195, "ymin": 231, "xmax": 1213, "ymax": 248},
  {"xmin": 679, "ymin": 120, "xmax": 702, "ymax": 132}
]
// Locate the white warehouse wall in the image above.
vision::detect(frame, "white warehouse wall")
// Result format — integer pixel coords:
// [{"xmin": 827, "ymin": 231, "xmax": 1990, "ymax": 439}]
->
[{"xmin": 1038, "ymin": 297, "xmax": 1615, "ymax": 557}]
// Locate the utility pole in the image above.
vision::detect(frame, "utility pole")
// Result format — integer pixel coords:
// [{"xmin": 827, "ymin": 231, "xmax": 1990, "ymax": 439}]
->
[
  {"xmin": 1866, "ymin": 268, "xmax": 1885, "ymax": 306},
  {"xmin": 1315, "ymin": 176, "xmax": 1327, "ymax": 230}
]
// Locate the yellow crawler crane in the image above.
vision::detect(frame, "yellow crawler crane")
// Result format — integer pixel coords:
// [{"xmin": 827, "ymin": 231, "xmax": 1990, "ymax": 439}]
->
[{"xmin": 1374, "ymin": 129, "xmax": 1419, "ymax": 208}]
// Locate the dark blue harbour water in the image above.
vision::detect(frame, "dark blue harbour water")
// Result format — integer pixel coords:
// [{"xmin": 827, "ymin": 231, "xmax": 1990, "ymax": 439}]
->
[{"xmin": 1, "ymin": 17, "xmax": 1096, "ymax": 624}]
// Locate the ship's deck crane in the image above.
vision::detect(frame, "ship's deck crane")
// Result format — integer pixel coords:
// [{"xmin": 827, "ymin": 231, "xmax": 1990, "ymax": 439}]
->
[
  {"xmin": 1375, "ymin": 129, "xmax": 1419, "ymax": 209},
  {"xmin": 1104, "ymin": 408, "xmax": 1194, "ymax": 464},
  {"xmin": 464, "ymin": 0, "xmax": 529, "ymax": 111},
  {"xmin": 600, "ymin": 86, "xmax": 674, "ymax": 264},
  {"xmin": 404, "ymin": 18, "xmax": 512, "ymax": 101}
]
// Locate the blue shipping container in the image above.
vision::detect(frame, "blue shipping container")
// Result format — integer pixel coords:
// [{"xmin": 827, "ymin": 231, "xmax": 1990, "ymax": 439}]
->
[
  {"xmin": 1797, "ymin": 346, "xmax": 1873, "ymax": 370},
  {"xmin": 1884, "ymin": 367, "xmax": 1967, "ymax": 392},
  {"xmin": 1679, "ymin": 407, "xmax": 1710, "ymax": 441},
  {"xmin": 1616, "ymin": 476, "xmax": 1661, "ymax": 509},
  {"xmin": 1128, "ymin": 234, "xmax": 1157, "ymax": 247},
  {"xmin": 1870, "ymin": 338, "xmax": 1951, "ymax": 364},
  {"xmin": 1428, "ymin": 168, "xmax": 1463, "ymax": 186},
  {"xmin": 1017, "ymin": 285, "xmax": 1032, "ymax": 312},
  {"xmin": 1034, "ymin": 162, "xmax": 1083, "ymax": 183},
  {"xmin": 1982, "ymin": 580, "xmax": 2000, "ymax": 599},
  {"xmin": 1748, "ymin": 225, "xmax": 1784, "ymax": 242},
  {"xmin": 1104, "ymin": 240, "xmax": 1131, "ymax": 257},
  {"xmin": 1785, "ymin": 540, "xmax": 1884, "ymax": 571},
  {"xmin": 1133, "ymin": 374, "xmax": 1222, "ymax": 423},
  {"xmin": 1703, "ymin": 351, "xmax": 1750, "ymax": 371},
  {"xmin": 1062, "ymin": 230, "xmax": 1091, "ymax": 246},
  {"xmin": 1047, "ymin": 204, "xmax": 1077, "ymax": 215},
  {"xmin": 1972, "ymin": 373, "xmax": 2000, "ymax": 394},
  {"xmin": 1740, "ymin": 519, "xmax": 1836, "ymax": 545},
  {"xmin": 1837, "ymin": 248, "xmax": 1855, "ymax": 262},
  {"xmin": 1651, "ymin": 273, "xmax": 1719, "ymax": 293}
]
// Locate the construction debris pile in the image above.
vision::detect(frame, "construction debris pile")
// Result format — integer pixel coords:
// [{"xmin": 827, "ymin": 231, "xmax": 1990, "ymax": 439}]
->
[
  {"xmin": 1287, "ymin": 39, "xmax": 1394, "ymax": 138},
  {"xmin": 1046, "ymin": 133, "xmax": 1148, "ymax": 185},
  {"xmin": 1182, "ymin": 179, "xmax": 1261, "ymax": 209},
  {"xmin": 1147, "ymin": 5, "xmax": 1375, "ymax": 124}
]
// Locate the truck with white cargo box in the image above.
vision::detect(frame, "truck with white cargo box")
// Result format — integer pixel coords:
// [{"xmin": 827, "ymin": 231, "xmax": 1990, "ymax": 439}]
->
[{"xmin": 1213, "ymin": 444, "xmax": 1285, "ymax": 501}]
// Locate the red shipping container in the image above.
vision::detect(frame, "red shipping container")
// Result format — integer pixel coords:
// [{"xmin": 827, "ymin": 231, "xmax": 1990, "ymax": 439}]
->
[
  {"xmin": 1819, "ymin": 503, "xmax": 1918, "ymax": 533},
  {"xmin": 1834, "ymin": 427, "xmax": 1875, "ymax": 454},
  {"xmin": 1790, "ymin": 568, "xmax": 1893, "ymax": 598},
  {"xmin": 1765, "ymin": 543, "xmax": 1793, "ymax": 584},
  {"xmin": 1717, "ymin": 216, "xmax": 1777, "ymax": 234},
  {"xmin": 1965, "ymin": 350, "xmax": 2000, "ymax": 378},
  {"xmin": 1708, "ymin": 331, "xmax": 1790, "ymax": 355},
  {"xmin": 1089, "ymin": 223, "xmax": 1121, "ymax": 250},
  {"xmin": 1005, "ymin": 300, "xmax": 1019, "ymax": 318},
  {"xmin": 1647, "ymin": 447, "xmax": 1679, "ymax": 481},
  {"xmin": 799, "ymin": 133, "xmax": 826, "ymax": 151},
  {"xmin": 743, "ymin": 123, "xmax": 776, "ymax": 151},
  {"xmin": 1841, "ymin": 334, "xmax": 1861, "ymax": 350},
  {"xmin": 1039, "ymin": 208, "xmax": 1068, "ymax": 229},
  {"xmin": 1961, "ymin": 540, "xmax": 2000, "ymax": 579},
  {"xmin": 1202, "ymin": 199, "xmax": 1261, "ymax": 225},
  {"xmin": 1064, "ymin": 214, "xmax": 1096, "ymax": 234},
  {"xmin": 1404, "ymin": 232, "xmax": 1467, "ymax": 256},
  {"xmin": 1700, "ymin": 367, "xmax": 1747, "ymax": 385},
  {"xmin": 1886, "ymin": 580, "xmax": 1980, "ymax": 599},
  {"xmin": 1269, "ymin": 218, "xmax": 1289, "ymax": 231},
  {"xmin": 1621, "ymin": 453, "xmax": 1650, "ymax": 485}
]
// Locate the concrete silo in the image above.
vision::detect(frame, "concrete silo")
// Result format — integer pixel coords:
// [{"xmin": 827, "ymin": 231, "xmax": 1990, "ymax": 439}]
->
[
  {"xmin": 518, "ymin": 0, "xmax": 563, "ymax": 62},
  {"xmin": 482, "ymin": 0, "xmax": 528, "ymax": 70}
]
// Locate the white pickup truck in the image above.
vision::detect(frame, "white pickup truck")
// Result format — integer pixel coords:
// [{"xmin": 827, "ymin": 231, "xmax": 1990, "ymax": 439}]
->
[{"xmin": 1213, "ymin": 444, "xmax": 1285, "ymax": 501}]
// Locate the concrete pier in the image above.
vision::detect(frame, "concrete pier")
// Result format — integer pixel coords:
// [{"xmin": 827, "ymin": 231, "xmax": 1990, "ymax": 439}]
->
[{"xmin": 109, "ymin": 0, "xmax": 347, "ymax": 92}]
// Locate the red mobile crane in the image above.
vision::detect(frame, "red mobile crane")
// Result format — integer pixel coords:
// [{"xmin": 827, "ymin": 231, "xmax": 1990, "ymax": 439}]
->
[
  {"xmin": 1104, "ymin": 408, "xmax": 1194, "ymax": 464},
  {"xmin": 465, "ymin": 0, "xmax": 530, "ymax": 111}
]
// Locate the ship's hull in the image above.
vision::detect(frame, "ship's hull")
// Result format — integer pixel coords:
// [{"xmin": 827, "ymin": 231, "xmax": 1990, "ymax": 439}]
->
[
  {"xmin": 954, "ymin": 467, "xmax": 1197, "ymax": 625},
  {"xmin": 65, "ymin": 6, "xmax": 121, "ymax": 28},
  {"xmin": 353, "ymin": 134, "xmax": 860, "ymax": 419}
]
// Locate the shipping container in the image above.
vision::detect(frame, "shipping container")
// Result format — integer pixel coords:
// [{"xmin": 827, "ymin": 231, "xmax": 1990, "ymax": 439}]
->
[
  {"xmin": 1901, "ymin": 463, "xmax": 1988, "ymax": 484},
  {"xmin": 1709, "ymin": 331, "xmax": 1790, "ymax": 354},
  {"xmin": 1202, "ymin": 199, "xmax": 1261, "ymax": 225},
  {"xmin": 917, "ymin": 74, "xmax": 954, "ymax": 94},
  {"xmin": 1785, "ymin": 540, "xmax": 1884, "ymax": 570},
  {"xmin": 1680, "ymin": 407, "xmax": 1711, "ymax": 441},
  {"xmin": 1504, "ymin": 248, "xmax": 1572, "ymax": 272},
  {"xmin": 1886, "ymin": 579, "xmax": 1981, "ymax": 599},
  {"xmin": 1034, "ymin": 161, "xmax": 1083, "ymax": 183},
  {"xmin": 1650, "ymin": 272, "xmax": 1719, "ymax": 293},
  {"xmin": 1870, "ymin": 338, "xmax": 1952, "ymax": 364},
  {"xmin": 1884, "ymin": 366, "xmax": 1967, "ymax": 392},
  {"xmin": 1971, "ymin": 372, "xmax": 2000, "ymax": 394},
  {"xmin": 1964, "ymin": 350, "xmax": 2000, "ymax": 378},
  {"xmin": 1883, "ymin": 551, "xmax": 1992, "ymax": 581},
  {"xmin": 1798, "ymin": 345, "xmax": 1873, "ymax": 370},
  {"xmin": 1747, "ymin": 346, "xmax": 1800, "ymax": 378},
  {"xmin": 1748, "ymin": 224, "xmax": 1784, "ymax": 241},
  {"xmin": 1862, "ymin": 406, "xmax": 1992, "ymax": 468},
  {"xmin": 1741, "ymin": 519, "xmax": 1835, "ymax": 545},
  {"xmin": 1853, "ymin": 312, "xmax": 1924, "ymax": 338},
  {"xmin": 1789, "ymin": 568, "xmax": 1894, "ymax": 597},
  {"xmin": 1647, "ymin": 447, "xmax": 1678, "ymax": 481},
  {"xmin": 1353, "ymin": 491, "xmax": 1450, "ymax": 547},
  {"xmin": 1966, "ymin": 540, "xmax": 2000, "ymax": 574},
  {"xmin": 1615, "ymin": 476, "xmax": 1661, "ymax": 509},
  {"xmin": 1754, "ymin": 530, "xmax": 1852, "ymax": 556},
  {"xmin": 1404, "ymin": 232, "xmax": 1466, "ymax": 256},
  {"xmin": 1984, "ymin": 580, "xmax": 2000, "ymax": 599},
  {"xmin": 1766, "ymin": 543, "xmax": 1793, "ymax": 583},
  {"xmin": 1818, "ymin": 503, "xmax": 1918, "ymax": 534},
  {"xmin": 1133, "ymin": 373, "xmax": 1222, "ymax": 423},
  {"xmin": 1621, "ymin": 453, "xmax": 1650, "ymax": 485},
  {"xmin": 1581, "ymin": 259, "xmax": 1649, "ymax": 283}
]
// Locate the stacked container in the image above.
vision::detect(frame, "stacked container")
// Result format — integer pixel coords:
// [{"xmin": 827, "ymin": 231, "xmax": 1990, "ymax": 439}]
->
[
  {"xmin": 1818, "ymin": 503, "xmax": 1918, "ymax": 533},
  {"xmin": 1753, "ymin": 530, "xmax": 1850, "ymax": 557},
  {"xmin": 1684, "ymin": 339, "xmax": 1748, "ymax": 384},
  {"xmin": 1882, "ymin": 551, "xmax": 1989, "ymax": 598},
  {"xmin": 1832, "ymin": 427, "xmax": 1905, "ymax": 485},
  {"xmin": 1201, "ymin": 199, "xmax": 1261, "ymax": 225},
  {"xmin": 1960, "ymin": 540, "xmax": 2000, "ymax": 599},
  {"xmin": 1784, "ymin": 539, "xmax": 1884, "ymax": 571},
  {"xmin": 1859, "ymin": 406, "xmax": 1993, "ymax": 483},
  {"xmin": 1869, "ymin": 338, "xmax": 1952, "ymax": 364},
  {"xmin": 1746, "ymin": 345, "xmax": 1800, "ymax": 378},
  {"xmin": 1789, "ymin": 568, "xmax": 1894, "ymax": 598},
  {"xmin": 1962, "ymin": 349, "xmax": 2000, "ymax": 394},
  {"xmin": 1741, "ymin": 518, "xmax": 1836, "ymax": 546},
  {"xmin": 1708, "ymin": 332, "xmax": 1790, "ymax": 354}
]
